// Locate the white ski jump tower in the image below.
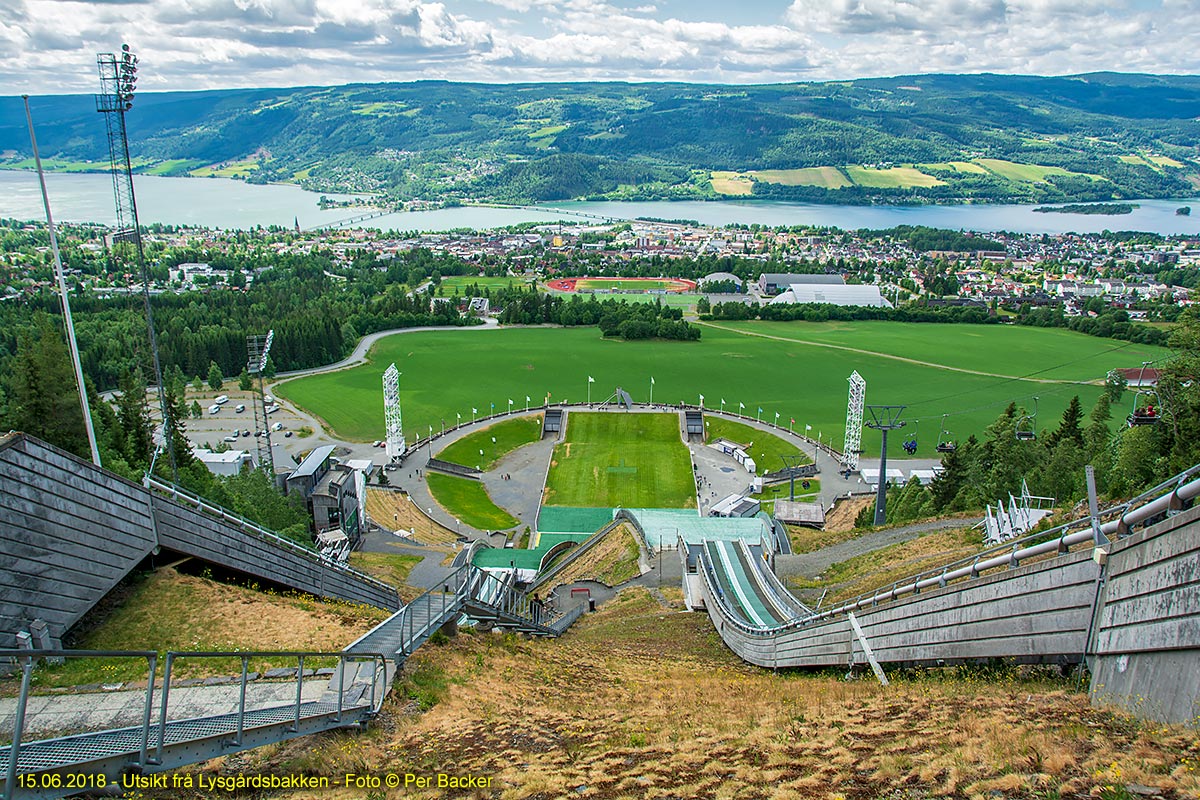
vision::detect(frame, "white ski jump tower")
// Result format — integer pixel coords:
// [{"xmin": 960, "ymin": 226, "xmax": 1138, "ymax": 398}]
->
[
  {"xmin": 843, "ymin": 371, "xmax": 866, "ymax": 472},
  {"xmin": 383, "ymin": 363, "xmax": 405, "ymax": 461}
]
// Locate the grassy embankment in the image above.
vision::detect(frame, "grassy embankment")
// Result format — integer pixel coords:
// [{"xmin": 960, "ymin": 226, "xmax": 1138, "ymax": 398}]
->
[
  {"xmin": 3, "ymin": 568, "xmax": 388, "ymax": 691},
  {"xmin": 178, "ymin": 586, "xmax": 1200, "ymax": 800}
]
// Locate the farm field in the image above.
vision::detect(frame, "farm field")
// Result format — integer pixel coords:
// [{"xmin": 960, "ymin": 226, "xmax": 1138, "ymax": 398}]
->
[
  {"xmin": 543, "ymin": 413, "xmax": 693, "ymax": 508},
  {"xmin": 918, "ymin": 160, "xmax": 990, "ymax": 174},
  {"xmin": 274, "ymin": 322, "xmax": 1168, "ymax": 457},
  {"xmin": 709, "ymin": 171, "xmax": 754, "ymax": 195},
  {"xmin": 750, "ymin": 167, "xmax": 852, "ymax": 188},
  {"xmin": 974, "ymin": 158, "xmax": 1096, "ymax": 183},
  {"xmin": 435, "ymin": 415, "xmax": 543, "ymax": 470},
  {"xmin": 843, "ymin": 165, "xmax": 945, "ymax": 188}
]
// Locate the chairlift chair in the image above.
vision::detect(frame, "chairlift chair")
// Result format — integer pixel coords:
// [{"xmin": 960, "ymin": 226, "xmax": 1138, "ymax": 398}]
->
[
  {"xmin": 902, "ymin": 420, "xmax": 919, "ymax": 455},
  {"xmin": 1126, "ymin": 362, "xmax": 1161, "ymax": 428},
  {"xmin": 936, "ymin": 414, "xmax": 957, "ymax": 453},
  {"xmin": 1015, "ymin": 397, "xmax": 1038, "ymax": 441}
]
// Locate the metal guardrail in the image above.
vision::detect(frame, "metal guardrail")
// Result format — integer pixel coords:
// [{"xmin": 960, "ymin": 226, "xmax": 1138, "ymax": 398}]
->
[
  {"xmin": 144, "ymin": 476, "xmax": 395, "ymax": 595},
  {"xmin": 1, "ymin": 649, "xmax": 386, "ymax": 800},
  {"xmin": 527, "ymin": 518, "xmax": 624, "ymax": 593}
]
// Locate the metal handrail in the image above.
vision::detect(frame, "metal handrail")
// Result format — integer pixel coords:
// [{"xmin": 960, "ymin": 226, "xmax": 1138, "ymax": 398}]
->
[
  {"xmin": 144, "ymin": 475, "xmax": 395, "ymax": 595},
  {"xmin": 153, "ymin": 650, "xmax": 387, "ymax": 764},
  {"xmin": 1, "ymin": 649, "xmax": 158, "ymax": 800}
]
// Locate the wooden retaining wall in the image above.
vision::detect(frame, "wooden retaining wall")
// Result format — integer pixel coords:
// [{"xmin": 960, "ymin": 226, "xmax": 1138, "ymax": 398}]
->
[
  {"xmin": 1090, "ymin": 503, "xmax": 1200, "ymax": 726},
  {"xmin": 0, "ymin": 434, "xmax": 399, "ymax": 649}
]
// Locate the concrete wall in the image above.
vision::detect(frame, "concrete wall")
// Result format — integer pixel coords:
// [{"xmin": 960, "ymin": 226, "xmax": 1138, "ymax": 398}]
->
[
  {"xmin": 0, "ymin": 434, "xmax": 399, "ymax": 649},
  {"xmin": 1090, "ymin": 503, "xmax": 1200, "ymax": 726}
]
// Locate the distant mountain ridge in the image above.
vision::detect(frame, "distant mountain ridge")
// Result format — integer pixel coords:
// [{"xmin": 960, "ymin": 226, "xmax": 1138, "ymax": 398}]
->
[{"xmin": 2, "ymin": 73, "xmax": 1198, "ymax": 205}]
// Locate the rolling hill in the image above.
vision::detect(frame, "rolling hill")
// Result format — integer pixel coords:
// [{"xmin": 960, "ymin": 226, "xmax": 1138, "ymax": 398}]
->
[{"xmin": 2, "ymin": 73, "xmax": 1198, "ymax": 205}]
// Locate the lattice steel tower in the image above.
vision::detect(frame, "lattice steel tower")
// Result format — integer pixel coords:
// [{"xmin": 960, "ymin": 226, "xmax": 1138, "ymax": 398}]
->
[
  {"xmin": 383, "ymin": 363, "xmax": 406, "ymax": 461},
  {"xmin": 96, "ymin": 45, "xmax": 176, "ymax": 478},
  {"xmin": 843, "ymin": 371, "xmax": 866, "ymax": 472},
  {"xmin": 247, "ymin": 331, "xmax": 275, "ymax": 474}
]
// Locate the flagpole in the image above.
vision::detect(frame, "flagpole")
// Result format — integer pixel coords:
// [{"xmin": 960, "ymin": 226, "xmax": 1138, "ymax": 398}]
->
[
  {"xmin": 25, "ymin": 96, "xmax": 100, "ymax": 467},
  {"xmin": 649, "ymin": 377, "xmax": 654, "ymax": 406}
]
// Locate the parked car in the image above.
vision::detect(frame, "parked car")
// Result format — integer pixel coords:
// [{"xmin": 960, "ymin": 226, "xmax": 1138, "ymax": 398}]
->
[
  {"xmin": 283, "ymin": 431, "xmax": 293, "ymax": 438},
  {"xmin": 241, "ymin": 429, "xmax": 250, "ymax": 437},
  {"xmin": 208, "ymin": 404, "xmax": 221, "ymax": 414},
  {"xmin": 214, "ymin": 395, "xmax": 229, "ymax": 405},
  {"xmin": 272, "ymin": 422, "xmax": 283, "ymax": 432},
  {"xmin": 235, "ymin": 404, "xmax": 245, "ymax": 413},
  {"xmin": 263, "ymin": 394, "xmax": 274, "ymax": 404},
  {"xmin": 222, "ymin": 435, "xmax": 238, "ymax": 443}
]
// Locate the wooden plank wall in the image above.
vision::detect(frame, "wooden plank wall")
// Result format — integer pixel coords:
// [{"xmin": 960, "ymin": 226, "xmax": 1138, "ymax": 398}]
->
[
  {"xmin": 0, "ymin": 436, "xmax": 157, "ymax": 648},
  {"xmin": 0, "ymin": 435, "xmax": 399, "ymax": 649},
  {"xmin": 698, "ymin": 546, "xmax": 1100, "ymax": 670},
  {"xmin": 1090, "ymin": 504, "xmax": 1200, "ymax": 726}
]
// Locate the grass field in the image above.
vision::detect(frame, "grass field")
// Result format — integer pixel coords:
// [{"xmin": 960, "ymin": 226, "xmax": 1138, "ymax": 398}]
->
[
  {"xmin": 1148, "ymin": 155, "xmax": 1185, "ymax": 167},
  {"xmin": 750, "ymin": 167, "xmax": 852, "ymax": 189},
  {"xmin": 703, "ymin": 416, "xmax": 811, "ymax": 473},
  {"xmin": 190, "ymin": 159, "xmax": 258, "ymax": 178},
  {"xmin": 544, "ymin": 413, "xmax": 693, "ymax": 508},
  {"xmin": 844, "ymin": 165, "xmax": 945, "ymax": 188},
  {"xmin": 275, "ymin": 322, "xmax": 1167, "ymax": 457},
  {"xmin": 435, "ymin": 415, "xmax": 543, "ymax": 470},
  {"xmin": 426, "ymin": 473, "xmax": 519, "ymax": 531},
  {"xmin": 574, "ymin": 278, "xmax": 682, "ymax": 291},
  {"xmin": 440, "ymin": 275, "xmax": 528, "ymax": 292},
  {"xmin": 919, "ymin": 160, "xmax": 990, "ymax": 174},
  {"xmin": 709, "ymin": 171, "xmax": 754, "ymax": 195}
]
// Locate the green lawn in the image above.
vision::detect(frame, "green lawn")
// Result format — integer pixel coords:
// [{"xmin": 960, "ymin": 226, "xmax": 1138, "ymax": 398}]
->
[
  {"xmin": 435, "ymin": 415, "xmax": 543, "ymax": 470},
  {"xmin": 574, "ymin": 278, "xmax": 680, "ymax": 291},
  {"xmin": 703, "ymin": 417, "xmax": 811, "ymax": 474},
  {"xmin": 275, "ymin": 322, "xmax": 1167, "ymax": 458},
  {"xmin": 544, "ymin": 413, "xmax": 694, "ymax": 508},
  {"xmin": 426, "ymin": 473, "xmax": 519, "ymax": 531},
  {"xmin": 974, "ymin": 159, "xmax": 1094, "ymax": 183}
]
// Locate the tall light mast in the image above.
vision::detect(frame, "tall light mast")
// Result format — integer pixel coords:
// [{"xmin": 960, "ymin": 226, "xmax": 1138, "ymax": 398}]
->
[
  {"xmin": 843, "ymin": 371, "xmax": 866, "ymax": 472},
  {"xmin": 383, "ymin": 364, "xmax": 406, "ymax": 461},
  {"xmin": 96, "ymin": 44, "xmax": 176, "ymax": 479}
]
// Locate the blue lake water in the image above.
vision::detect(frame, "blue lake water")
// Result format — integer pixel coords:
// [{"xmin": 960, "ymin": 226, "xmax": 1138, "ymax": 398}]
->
[{"xmin": 1, "ymin": 169, "xmax": 1197, "ymax": 236}]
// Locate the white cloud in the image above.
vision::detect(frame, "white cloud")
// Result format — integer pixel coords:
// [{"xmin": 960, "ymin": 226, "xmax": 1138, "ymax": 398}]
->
[{"xmin": 1, "ymin": 0, "xmax": 1197, "ymax": 94}]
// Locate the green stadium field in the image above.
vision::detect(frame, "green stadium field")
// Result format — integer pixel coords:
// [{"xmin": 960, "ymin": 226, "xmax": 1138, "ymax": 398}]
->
[
  {"xmin": 543, "ymin": 413, "xmax": 694, "ymax": 508},
  {"xmin": 435, "ymin": 415, "xmax": 543, "ymax": 470},
  {"xmin": 274, "ymin": 322, "xmax": 1167, "ymax": 458}
]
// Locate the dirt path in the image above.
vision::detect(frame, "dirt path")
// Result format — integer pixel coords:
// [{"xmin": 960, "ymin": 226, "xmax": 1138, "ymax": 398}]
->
[{"xmin": 699, "ymin": 321, "xmax": 1096, "ymax": 385}]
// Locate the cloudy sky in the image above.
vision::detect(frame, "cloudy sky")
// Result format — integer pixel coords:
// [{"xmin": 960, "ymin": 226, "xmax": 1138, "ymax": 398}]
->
[{"xmin": 3, "ymin": 0, "xmax": 1197, "ymax": 95}]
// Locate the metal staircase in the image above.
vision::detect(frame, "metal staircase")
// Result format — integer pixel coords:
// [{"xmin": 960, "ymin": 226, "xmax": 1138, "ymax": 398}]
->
[{"xmin": 2, "ymin": 564, "xmax": 583, "ymax": 800}]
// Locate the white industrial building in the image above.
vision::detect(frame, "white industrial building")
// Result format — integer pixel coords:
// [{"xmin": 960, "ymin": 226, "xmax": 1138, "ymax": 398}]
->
[{"xmin": 770, "ymin": 283, "xmax": 893, "ymax": 308}]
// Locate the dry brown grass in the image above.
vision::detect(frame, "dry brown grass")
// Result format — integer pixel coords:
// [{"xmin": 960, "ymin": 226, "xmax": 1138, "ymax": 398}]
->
[
  {"xmin": 545, "ymin": 523, "xmax": 644, "ymax": 589},
  {"xmin": 192, "ymin": 586, "xmax": 1200, "ymax": 800},
  {"xmin": 788, "ymin": 527, "xmax": 981, "ymax": 605},
  {"xmin": 366, "ymin": 488, "xmax": 460, "ymax": 548}
]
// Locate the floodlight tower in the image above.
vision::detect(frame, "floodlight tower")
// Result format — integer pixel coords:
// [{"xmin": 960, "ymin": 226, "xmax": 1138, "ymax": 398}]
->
[
  {"xmin": 865, "ymin": 405, "xmax": 906, "ymax": 527},
  {"xmin": 383, "ymin": 363, "xmax": 406, "ymax": 461},
  {"xmin": 96, "ymin": 44, "xmax": 176, "ymax": 479},
  {"xmin": 842, "ymin": 371, "xmax": 866, "ymax": 472},
  {"xmin": 247, "ymin": 331, "xmax": 275, "ymax": 474}
]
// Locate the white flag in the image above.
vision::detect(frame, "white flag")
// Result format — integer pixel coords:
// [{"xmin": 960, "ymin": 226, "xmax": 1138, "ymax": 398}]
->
[
  {"xmin": 805, "ymin": 424, "xmax": 812, "ymax": 431},
  {"xmin": 651, "ymin": 376, "xmax": 655, "ymax": 384},
  {"xmin": 457, "ymin": 412, "xmax": 461, "ymax": 420},
  {"xmin": 775, "ymin": 411, "xmax": 780, "ymax": 420},
  {"xmin": 588, "ymin": 376, "xmax": 595, "ymax": 383},
  {"xmin": 526, "ymin": 395, "xmax": 531, "ymax": 402},
  {"xmin": 699, "ymin": 394, "xmax": 704, "ymax": 403},
  {"xmin": 739, "ymin": 402, "xmax": 745, "ymax": 410},
  {"xmin": 473, "ymin": 407, "xmax": 478, "ymax": 414}
]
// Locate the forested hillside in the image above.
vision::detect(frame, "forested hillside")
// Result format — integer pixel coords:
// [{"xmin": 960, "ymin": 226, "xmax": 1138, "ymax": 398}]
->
[{"xmin": 2, "ymin": 73, "xmax": 1198, "ymax": 204}]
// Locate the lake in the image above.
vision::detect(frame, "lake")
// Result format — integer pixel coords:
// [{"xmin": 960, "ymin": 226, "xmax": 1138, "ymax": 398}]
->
[{"xmin": 2, "ymin": 169, "xmax": 1198, "ymax": 236}]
